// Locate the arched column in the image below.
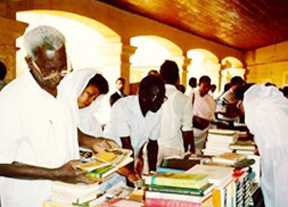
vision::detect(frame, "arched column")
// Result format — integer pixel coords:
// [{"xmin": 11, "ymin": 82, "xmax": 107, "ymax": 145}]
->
[
  {"xmin": 0, "ymin": 16, "xmax": 28, "ymax": 82},
  {"xmin": 98, "ymin": 39, "xmax": 136, "ymax": 95},
  {"xmin": 220, "ymin": 67, "xmax": 246, "ymax": 90},
  {"xmin": 181, "ymin": 56, "xmax": 192, "ymax": 87}
]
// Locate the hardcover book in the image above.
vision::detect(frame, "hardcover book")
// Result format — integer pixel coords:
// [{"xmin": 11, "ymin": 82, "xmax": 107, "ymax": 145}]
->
[
  {"xmin": 187, "ymin": 164, "xmax": 234, "ymax": 187},
  {"xmin": 212, "ymin": 152, "xmax": 247, "ymax": 166},
  {"xmin": 145, "ymin": 172, "xmax": 209, "ymax": 189},
  {"xmin": 145, "ymin": 190, "xmax": 212, "ymax": 203},
  {"xmin": 85, "ymin": 164, "xmax": 117, "ymax": 182},
  {"xmin": 147, "ymin": 183, "xmax": 214, "ymax": 196}
]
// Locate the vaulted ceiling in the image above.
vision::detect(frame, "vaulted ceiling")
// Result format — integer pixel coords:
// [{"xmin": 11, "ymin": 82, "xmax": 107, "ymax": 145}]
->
[{"xmin": 96, "ymin": 0, "xmax": 288, "ymax": 51}]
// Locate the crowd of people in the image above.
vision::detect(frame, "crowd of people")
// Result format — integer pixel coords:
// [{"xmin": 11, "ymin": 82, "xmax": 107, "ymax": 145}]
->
[{"xmin": 1, "ymin": 25, "xmax": 288, "ymax": 207}]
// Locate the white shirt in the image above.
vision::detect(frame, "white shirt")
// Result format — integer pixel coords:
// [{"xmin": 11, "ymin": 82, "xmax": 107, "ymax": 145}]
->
[
  {"xmin": 0, "ymin": 71, "xmax": 79, "ymax": 207},
  {"xmin": 193, "ymin": 89, "xmax": 215, "ymax": 120},
  {"xmin": 193, "ymin": 89, "xmax": 216, "ymax": 143},
  {"xmin": 158, "ymin": 85, "xmax": 193, "ymax": 152},
  {"xmin": 216, "ymin": 89, "xmax": 239, "ymax": 121},
  {"xmin": 104, "ymin": 95, "xmax": 161, "ymax": 156}
]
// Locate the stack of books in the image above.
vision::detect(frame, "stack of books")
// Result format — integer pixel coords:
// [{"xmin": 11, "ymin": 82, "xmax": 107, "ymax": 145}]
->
[
  {"xmin": 50, "ymin": 181, "xmax": 101, "ymax": 206},
  {"xmin": 144, "ymin": 172, "xmax": 214, "ymax": 207},
  {"xmin": 233, "ymin": 168, "xmax": 252, "ymax": 207},
  {"xmin": 76, "ymin": 148, "xmax": 134, "ymax": 182},
  {"xmin": 229, "ymin": 140, "xmax": 257, "ymax": 155},
  {"xmin": 202, "ymin": 129, "xmax": 239, "ymax": 156},
  {"xmin": 187, "ymin": 164, "xmax": 234, "ymax": 207}
]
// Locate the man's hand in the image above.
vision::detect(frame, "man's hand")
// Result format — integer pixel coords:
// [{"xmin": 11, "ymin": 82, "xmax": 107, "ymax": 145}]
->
[
  {"xmin": 78, "ymin": 128, "xmax": 119, "ymax": 153},
  {"xmin": 91, "ymin": 138, "xmax": 119, "ymax": 153},
  {"xmin": 134, "ymin": 157, "xmax": 143, "ymax": 179},
  {"xmin": 53, "ymin": 160, "xmax": 96, "ymax": 184}
]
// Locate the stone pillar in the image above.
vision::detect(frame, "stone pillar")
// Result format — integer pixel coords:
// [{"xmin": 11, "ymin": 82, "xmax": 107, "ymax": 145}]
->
[
  {"xmin": 121, "ymin": 43, "xmax": 137, "ymax": 94},
  {"xmin": 169, "ymin": 51, "xmax": 187, "ymax": 86},
  {"xmin": 182, "ymin": 56, "xmax": 192, "ymax": 87},
  {"xmin": 98, "ymin": 39, "xmax": 136, "ymax": 95},
  {"xmin": 220, "ymin": 67, "xmax": 246, "ymax": 90},
  {"xmin": 0, "ymin": 16, "xmax": 28, "ymax": 82}
]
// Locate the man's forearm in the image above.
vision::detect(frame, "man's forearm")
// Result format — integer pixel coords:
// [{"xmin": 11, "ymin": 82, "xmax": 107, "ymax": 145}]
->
[
  {"xmin": 147, "ymin": 140, "xmax": 158, "ymax": 172},
  {"xmin": 0, "ymin": 162, "xmax": 56, "ymax": 180},
  {"xmin": 183, "ymin": 130, "xmax": 195, "ymax": 153}
]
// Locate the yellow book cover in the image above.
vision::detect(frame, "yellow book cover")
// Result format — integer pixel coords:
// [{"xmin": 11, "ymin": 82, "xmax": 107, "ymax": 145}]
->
[{"xmin": 145, "ymin": 172, "xmax": 209, "ymax": 189}]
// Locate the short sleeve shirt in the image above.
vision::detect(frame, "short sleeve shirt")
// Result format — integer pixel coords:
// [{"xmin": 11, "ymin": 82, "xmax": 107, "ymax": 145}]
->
[{"xmin": 104, "ymin": 95, "xmax": 162, "ymax": 155}]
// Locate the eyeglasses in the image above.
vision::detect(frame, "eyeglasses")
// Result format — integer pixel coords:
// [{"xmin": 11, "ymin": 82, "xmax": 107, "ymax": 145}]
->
[
  {"xmin": 31, "ymin": 57, "xmax": 73, "ymax": 80},
  {"xmin": 151, "ymin": 95, "xmax": 168, "ymax": 104}
]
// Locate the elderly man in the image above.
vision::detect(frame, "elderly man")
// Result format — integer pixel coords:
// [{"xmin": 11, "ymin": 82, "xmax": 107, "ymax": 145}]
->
[
  {"xmin": 0, "ymin": 26, "xmax": 116, "ymax": 207},
  {"xmin": 104, "ymin": 75, "xmax": 166, "ymax": 178}
]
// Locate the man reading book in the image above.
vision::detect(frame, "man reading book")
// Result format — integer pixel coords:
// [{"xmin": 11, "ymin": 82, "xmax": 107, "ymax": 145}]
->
[
  {"xmin": 0, "ymin": 26, "xmax": 117, "ymax": 207},
  {"xmin": 104, "ymin": 75, "xmax": 165, "ymax": 179}
]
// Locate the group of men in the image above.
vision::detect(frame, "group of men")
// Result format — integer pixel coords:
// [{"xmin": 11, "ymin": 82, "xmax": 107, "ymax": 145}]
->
[
  {"xmin": 2, "ymin": 25, "xmax": 287, "ymax": 207},
  {"xmin": 0, "ymin": 26, "xmax": 173, "ymax": 207},
  {"xmin": 0, "ymin": 25, "xmax": 242, "ymax": 207}
]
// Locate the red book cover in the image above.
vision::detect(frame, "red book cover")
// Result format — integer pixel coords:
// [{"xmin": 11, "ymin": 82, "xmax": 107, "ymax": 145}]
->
[{"xmin": 145, "ymin": 198, "xmax": 202, "ymax": 207}]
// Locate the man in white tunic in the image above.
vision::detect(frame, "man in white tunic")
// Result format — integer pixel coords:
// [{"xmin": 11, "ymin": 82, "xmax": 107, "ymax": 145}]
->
[
  {"xmin": 0, "ymin": 26, "xmax": 116, "ymax": 207},
  {"xmin": 235, "ymin": 84, "xmax": 288, "ymax": 207},
  {"xmin": 157, "ymin": 60, "xmax": 194, "ymax": 165},
  {"xmin": 104, "ymin": 75, "xmax": 166, "ymax": 178},
  {"xmin": 192, "ymin": 75, "xmax": 216, "ymax": 153}
]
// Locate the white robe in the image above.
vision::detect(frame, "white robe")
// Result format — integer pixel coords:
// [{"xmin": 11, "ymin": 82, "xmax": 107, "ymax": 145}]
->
[
  {"xmin": 192, "ymin": 90, "xmax": 216, "ymax": 153},
  {"xmin": 67, "ymin": 68, "xmax": 106, "ymax": 137},
  {"xmin": 244, "ymin": 84, "xmax": 288, "ymax": 207}
]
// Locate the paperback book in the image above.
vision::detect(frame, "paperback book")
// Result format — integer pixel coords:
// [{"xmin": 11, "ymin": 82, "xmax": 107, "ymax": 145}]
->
[{"xmin": 145, "ymin": 172, "xmax": 209, "ymax": 189}]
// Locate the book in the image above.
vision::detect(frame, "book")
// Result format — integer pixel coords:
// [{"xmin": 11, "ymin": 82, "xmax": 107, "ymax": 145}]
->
[
  {"xmin": 229, "ymin": 140, "xmax": 256, "ymax": 150},
  {"xmin": 187, "ymin": 164, "xmax": 234, "ymax": 187},
  {"xmin": 147, "ymin": 183, "xmax": 214, "ymax": 196},
  {"xmin": 93, "ymin": 148, "xmax": 133, "ymax": 169},
  {"xmin": 207, "ymin": 133, "xmax": 238, "ymax": 143},
  {"xmin": 85, "ymin": 164, "xmax": 117, "ymax": 181},
  {"xmin": 51, "ymin": 181, "xmax": 100, "ymax": 204},
  {"xmin": 208, "ymin": 129, "xmax": 237, "ymax": 135},
  {"xmin": 156, "ymin": 167, "xmax": 185, "ymax": 173},
  {"xmin": 145, "ymin": 172, "xmax": 209, "ymax": 189},
  {"xmin": 145, "ymin": 191, "xmax": 212, "ymax": 203},
  {"xmin": 212, "ymin": 152, "xmax": 247, "ymax": 166},
  {"xmin": 43, "ymin": 201, "xmax": 77, "ymax": 207},
  {"xmin": 145, "ymin": 195, "xmax": 213, "ymax": 207},
  {"xmin": 52, "ymin": 181, "xmax": 100, "ymax": 197},
  {"xmin": 75, "ymin": 158, "xmax": 110, "ymax": 172},
  {"xmin": 160, "ymin": 158, "xmax": 201, "ymax": 171}
]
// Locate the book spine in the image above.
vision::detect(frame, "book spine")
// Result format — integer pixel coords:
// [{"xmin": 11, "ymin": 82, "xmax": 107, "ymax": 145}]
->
[
  {"xmin": 147, "ymin": 185, "xmax": 204, "ymax": 196},
  {"xmin": 145, "ymin": 198, "xmax": 201, "ymax": 207}
]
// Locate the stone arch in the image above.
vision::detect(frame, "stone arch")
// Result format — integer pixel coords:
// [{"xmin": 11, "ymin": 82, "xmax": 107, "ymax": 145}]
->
[
  {"xmin": 187, "ymin": 49, "xmax": 220, "ymax": 94},
  {"xmin": 129, "ymin": 35, "xmax": 183, "ymax": 93},
  {"xmin": 220, "ymin": 56, "xmax": 246, "ymax": 92},
  {"xmin": 16, "ymin": 10, "xmax": 123, "ymax": 88}
]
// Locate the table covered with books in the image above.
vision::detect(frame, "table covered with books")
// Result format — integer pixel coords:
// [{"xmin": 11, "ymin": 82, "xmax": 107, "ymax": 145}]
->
[{"xmin": 43, "ymin": 129, "xmax": 263, "ymax": 207}]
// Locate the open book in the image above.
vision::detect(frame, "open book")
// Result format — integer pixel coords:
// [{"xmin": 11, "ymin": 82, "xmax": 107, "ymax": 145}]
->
[{"xmin": 93, "ymin": 148, "xmax": 133, "ymax": 169}]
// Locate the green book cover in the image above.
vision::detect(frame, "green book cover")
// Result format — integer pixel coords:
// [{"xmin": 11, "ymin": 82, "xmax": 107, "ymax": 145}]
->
[
  {"xmin": 147, "ymin": 183, "xmax": 214, "ymax": 196},
  {"xmin": 85, "ymin": 164, "xmax": 116, "ymax": 179}
]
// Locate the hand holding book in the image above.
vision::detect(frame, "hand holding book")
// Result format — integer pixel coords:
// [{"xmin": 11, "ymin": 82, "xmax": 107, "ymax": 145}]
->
[{"xmin": 54, "ymin": 160, "xmax": 98, "ymax": 184}]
